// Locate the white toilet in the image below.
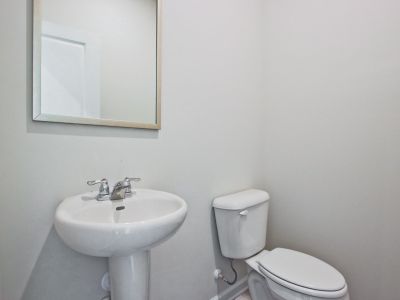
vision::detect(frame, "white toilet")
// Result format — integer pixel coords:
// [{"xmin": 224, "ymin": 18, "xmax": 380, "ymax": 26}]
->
[{"xmin": 213, "ymin": 189, "xmax": 350, "ymax": 300}]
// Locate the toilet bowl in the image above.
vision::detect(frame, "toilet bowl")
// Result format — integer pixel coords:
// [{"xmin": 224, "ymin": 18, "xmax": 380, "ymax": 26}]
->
[
  {"xmin": 246, "ymin": 249, "xmax": 349, "ymax": 300},
  {"xmin": 213, "ymin": 190, "xmax": 350, "ymax": 300}
]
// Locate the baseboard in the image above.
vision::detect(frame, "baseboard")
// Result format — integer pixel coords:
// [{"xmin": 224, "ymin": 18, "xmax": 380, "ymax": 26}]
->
[{"xmin": 210, "ymin": 276, "xmax": 248, "ymax": 300}]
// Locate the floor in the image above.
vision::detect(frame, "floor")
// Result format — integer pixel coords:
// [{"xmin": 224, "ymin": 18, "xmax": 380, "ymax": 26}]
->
[{"xmin": 234, "ymin": 290, "xmax": 252, "ymax": 300}]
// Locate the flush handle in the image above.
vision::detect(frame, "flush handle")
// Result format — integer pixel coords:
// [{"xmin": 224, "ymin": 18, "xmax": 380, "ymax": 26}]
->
[{"xmin": 239, "ymin": 210, "xmax": 248, "ymax": 216}]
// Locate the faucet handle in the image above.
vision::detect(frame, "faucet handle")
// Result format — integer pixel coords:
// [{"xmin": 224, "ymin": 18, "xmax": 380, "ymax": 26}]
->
[
  {"xmin": 87, "ymin": 178, "xmax": 110, "ymax": 200},
  {"xmin": 124, "ymin": 177, "xmax": 141, "ymax": 194},
  {"xmin": 125, "ymin": 177, "xmax": 141, "ymax": 182}
]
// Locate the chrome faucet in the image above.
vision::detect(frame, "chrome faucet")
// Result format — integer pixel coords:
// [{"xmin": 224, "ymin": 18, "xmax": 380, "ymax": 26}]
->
[
  {"xmin": 110, "ymin": 177, "xmax": 141, "ymax": 200},
  {"xmin": 87, "ymin": 178, "xmax": 110, "ymax": 201},
  {"xmin": 88, "ymin": 177, "xmax": 141, "ymax": 201}
]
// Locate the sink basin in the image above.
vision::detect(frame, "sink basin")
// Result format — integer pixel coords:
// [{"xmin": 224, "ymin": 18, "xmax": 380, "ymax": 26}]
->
[
  {"xmin": 55, "ymin": 189, "xmax": 187, "ymax": 257},
  {"xmin": 54, "ymin": 189, "xmax": 187, "ymax": 300}
]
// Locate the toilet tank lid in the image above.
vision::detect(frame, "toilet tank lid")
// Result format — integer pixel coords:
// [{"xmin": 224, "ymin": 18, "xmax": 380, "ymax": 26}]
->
[{"xmin": 213, "ymin": 189, "xmax": 270, "ymax": 210}]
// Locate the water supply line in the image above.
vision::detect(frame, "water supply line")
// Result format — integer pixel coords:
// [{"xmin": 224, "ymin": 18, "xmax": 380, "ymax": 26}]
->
[{"xmin": 215, "ymin": 259, "xmax": 238, "ymax": 285}]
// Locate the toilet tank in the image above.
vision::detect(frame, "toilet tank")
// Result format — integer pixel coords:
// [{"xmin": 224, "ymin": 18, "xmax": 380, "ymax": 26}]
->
[{"xmin": 213, "ymin": 189, "xmax": 270, "ymax": 259}]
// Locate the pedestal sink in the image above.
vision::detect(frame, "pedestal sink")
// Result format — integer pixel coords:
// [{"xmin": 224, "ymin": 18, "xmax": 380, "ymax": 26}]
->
[{"xmin": 54, "ymin": 189, "xmax": 187, "ymax": 300}]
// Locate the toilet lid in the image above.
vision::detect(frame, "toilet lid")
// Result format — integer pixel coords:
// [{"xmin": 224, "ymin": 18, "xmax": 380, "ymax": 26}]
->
[{"xmin": 257, "ymin": 248, "xmax": 346, "ymax": 292}]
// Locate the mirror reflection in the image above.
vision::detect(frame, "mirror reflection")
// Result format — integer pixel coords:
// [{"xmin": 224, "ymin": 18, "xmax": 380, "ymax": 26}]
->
[{"xmin": 34, "ymin": 0, "xmax": 160, "ymax": 128}]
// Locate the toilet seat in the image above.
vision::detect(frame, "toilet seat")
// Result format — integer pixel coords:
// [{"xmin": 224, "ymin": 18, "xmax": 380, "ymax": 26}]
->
[{"xmin": 247, "ymin": 249, "xmax": 348, "ymax": 298}]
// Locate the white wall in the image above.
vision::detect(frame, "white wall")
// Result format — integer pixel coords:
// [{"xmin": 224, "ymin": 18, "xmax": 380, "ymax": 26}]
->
[
  {"xmin": 3, "ymin": 0, "xmax": 400, "ymax": 300},
  {"xmin": 263, "ymin": 1, "xmax": 400, "ymax": 299},
  {"xmin": 0, "ymin": 0, "xmax": 265, "ymax": 300}
]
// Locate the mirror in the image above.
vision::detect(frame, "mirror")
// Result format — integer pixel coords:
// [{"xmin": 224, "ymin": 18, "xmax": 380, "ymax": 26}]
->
[{"xmin": 33, "ymin": 0, "xmax": 161, "ymax": 129}]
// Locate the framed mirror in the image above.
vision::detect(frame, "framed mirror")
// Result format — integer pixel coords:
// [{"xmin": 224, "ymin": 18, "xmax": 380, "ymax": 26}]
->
[{"xmin": 33, "ymin": 0, "xmax": 161, "ymax": 129}]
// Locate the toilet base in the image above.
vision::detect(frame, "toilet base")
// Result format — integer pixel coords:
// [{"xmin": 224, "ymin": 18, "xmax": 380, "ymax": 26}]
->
[{"xmin": 248, "ymin": 271, "xmax": 275, "ymax": 300}]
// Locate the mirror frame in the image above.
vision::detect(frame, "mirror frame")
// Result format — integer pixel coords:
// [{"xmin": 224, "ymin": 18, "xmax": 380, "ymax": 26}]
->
[{"xmin": 32, "ymin": 0, "xmax": 162, "ymax": 129}]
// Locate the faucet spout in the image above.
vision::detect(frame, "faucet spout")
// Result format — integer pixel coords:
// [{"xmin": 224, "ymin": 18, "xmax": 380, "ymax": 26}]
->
[{"xmin": 110, "ymin": 181, "xmax": 129, "ymax": 200}]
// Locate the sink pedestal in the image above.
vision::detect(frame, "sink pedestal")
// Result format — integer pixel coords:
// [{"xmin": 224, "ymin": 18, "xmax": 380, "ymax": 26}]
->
[{"xmin": 109, "ymin": 251, "xmax": 150, "ymax": 300}]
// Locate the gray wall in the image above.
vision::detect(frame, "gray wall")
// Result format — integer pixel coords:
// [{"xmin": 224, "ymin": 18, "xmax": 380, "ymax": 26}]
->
[
  {"xmin": 263, "ymin": 0, "xmax": 400, "ymax": 300},
  {"xmin": 0, "ymin": 0, "xmax": 265, "ymax": 299}
]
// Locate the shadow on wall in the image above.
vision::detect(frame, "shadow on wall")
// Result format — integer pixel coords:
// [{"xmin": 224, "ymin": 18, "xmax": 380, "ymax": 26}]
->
[
  {"xmin": 25, "ymin": 0, "xmax": 159, "ymax": 140},
  {"xmin": 21, "ymin": 228, "xmax": 108, "ymax": 300}
]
